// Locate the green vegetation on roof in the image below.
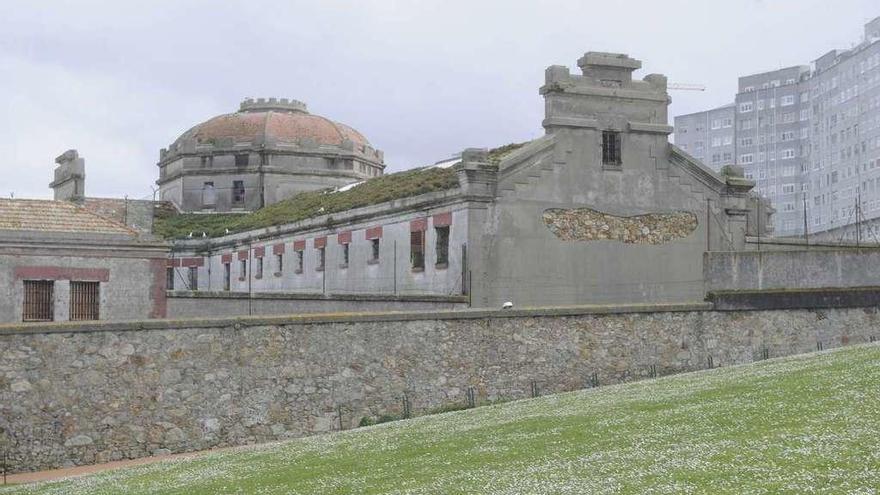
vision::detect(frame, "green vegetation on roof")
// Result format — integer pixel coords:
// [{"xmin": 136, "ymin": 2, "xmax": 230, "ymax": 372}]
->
[
  {"xmin": 487, "ymin": 141, "xmax": 528, "ymax": 166},
  {"xmin": 154, "ymin": 166, "xmax": 459, "ymax": 239},
  {"xmin": 153, "ymin": 142, "xmax": 530, "ymax": 240},
  {"xmin": 9, "ymin": 343, "xmax": 880, "ymax": 494}
]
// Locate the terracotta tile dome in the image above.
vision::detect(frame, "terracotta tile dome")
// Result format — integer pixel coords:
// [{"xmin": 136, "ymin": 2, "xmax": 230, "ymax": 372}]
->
[{"xmin": 173, "ymin": 98, "xmax": 372, "ymax": 149}]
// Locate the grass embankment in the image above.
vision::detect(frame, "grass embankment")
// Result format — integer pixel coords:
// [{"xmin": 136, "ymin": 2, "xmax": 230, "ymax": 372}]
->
[
  {"xmin": 6, "ymin": 343, "xmax": 880, "ymax": 494},
  {"xmin": 153, "ymin": 142, "xmax": 529, "ymax": 240}
]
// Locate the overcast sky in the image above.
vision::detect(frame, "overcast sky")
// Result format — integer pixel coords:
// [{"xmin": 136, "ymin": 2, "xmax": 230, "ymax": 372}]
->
[{"xmin": 1, "ymin": 0, "xmax": 878, "ymax": 200}]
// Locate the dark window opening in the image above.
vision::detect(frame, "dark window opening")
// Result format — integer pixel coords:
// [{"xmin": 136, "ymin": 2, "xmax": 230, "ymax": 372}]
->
[
  {"xmin": 255, "ymin": 257, "xmax": 263, "ymax": 279},
  {"xmin": 340, "ymin": 243, "xmax": 350, "ymax": 268},
  {"xmin": 602, "ymin": 131, "xmax": 622, "ymax": 166},
  {"xmin": 23, "ymin": 280, "xmax": 54, "ymax": 322},
  {"xmin": 166, "ymin": 267, "xmax": 175, "ymax": 290},
  {"xmin": 235, "ymin": 154, "xmax": 249, "ymax": 167},
  {"xmin": 411, "ymin": 230, "xmax": 425, "ymax": 270},
  {"xmin": 295, "ymin": 250, "xmax": 304, "ymax": 273},
  {"xmin": 316, "ymin": 247, "xmax": 325, "ymax": 271},
  {"xmin": 223, "ymin": 263, "xmax": 231, "ymax": 291},
  {"xmin": 188, "ymin": 266, "xmax": 198, "ymax": 290},
  {"xmin": 202, "ymin": 181, "xmax": 215, "ymax": 206},
  {"xmin": 240, "ymin": 259, "xmax": 247, "ymax": 279},
  {"xmin": 435, "ymin": 226, "xmax": 450, "ymax": 267},
  {"xmin": 276, "ymin": 254, "xmax": 283, "ymax": 275},
  {"xmin": 369, "ymin": 238, "xmax": 380, "ymax": 264},
  {"xmin": 70, "ymin": 281, "xmax": 99, "ymax": 321},
  {"xmin": 232, "ymin": 180, "xmax": 245, "ymax": 206}
]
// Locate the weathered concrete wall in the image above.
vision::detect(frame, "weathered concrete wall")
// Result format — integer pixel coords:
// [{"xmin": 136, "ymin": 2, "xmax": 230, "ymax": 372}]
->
[
  {"xmin": 705, "ymin": 248, "xmax": 880, "ymax": 292},
  {"xmin": 166, "ymin": 292, "xmax": 468, "ymax": 318},
  {"xmin": 2, "ymin": 303, "xmax": 878, "ymax": 473},
  {"xmin": 0, "ymin": 247, "xmax": 168, "ymax": 324}
]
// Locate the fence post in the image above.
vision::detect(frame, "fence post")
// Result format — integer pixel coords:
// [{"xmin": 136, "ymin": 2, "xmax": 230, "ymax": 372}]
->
[
  {"xmin": 402, "ymin": 393, "xmax": 411, "ymax": 419},
  {"xmin": 530, "ymin": 380, "xmax": 539, "ymax": 398},
  {"xmin": 466, "ymin": 387, "xmax": 476, "ymax": 408}
]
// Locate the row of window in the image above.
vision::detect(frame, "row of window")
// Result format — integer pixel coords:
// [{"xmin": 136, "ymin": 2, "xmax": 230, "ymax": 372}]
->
[
  {"xmin": 22, "ymin": 280, "xmax": 100, "ymax": 322},
  {"xmin": 186, "ymin": 226, "xmax": 453, "ymax": 292}
]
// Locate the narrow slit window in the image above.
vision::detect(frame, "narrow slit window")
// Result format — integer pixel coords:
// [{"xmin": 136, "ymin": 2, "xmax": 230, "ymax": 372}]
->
[
  {"xmin": 188, "ymin": 266, "xmax": 198, "ymax": 290},
  {"xmin": 435, "ymin": 226, "xmax": 450, "ymax": 267},
  {"xmin": 295, "ymin": 250, "xmax": 304, "ymax": 273},
  {"xmin": 232, "ymin": 180, "xmax": 246, "ymax": 206},
  {"xmin": 411, "ymin": 230, "xmax": 425, "ymax": 270},
  {"xmin": 340, "ymin": 243, "xmax": 350, "ymax": 268},
  {"xmin": 370, "ymin": 238, "xmax": 380, "ymax": 264},
  {"xmin": 223, "ymin": 263, "xmax": 231, "ymax": 291},
  {"xmin": 166, "ymin": 267, "xmax": 175, "ymax": 290},
  {"xmin": 255, "ymin": 257, "xmax": 263, "ymax": 279},
  {"xmin": 316, "ymin": 247, "xmax": 325, "ymax": 271},
  {"xmin": 602, "ymin": 131, "xmax": 622, "ymax": 166}
]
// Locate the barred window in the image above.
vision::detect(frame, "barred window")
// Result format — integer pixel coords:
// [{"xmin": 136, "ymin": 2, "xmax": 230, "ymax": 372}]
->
[
  {"xmin": 410, "ymin": 230, "xmax": 425, "ymax": 270},
  {"xmin": 435, "ymin": 226, "xmax": 450, "ymax": 267},
  {"xmin": 188, "ymin": 266, "xmax": 198, "ymax": 290},
  {"xmin": 23, "ymin": 280, "xmax": 54, "ymax": 322},
  {"xmin": 70, "ymin": 281, "xmax": 99, "ymax": 321},
  {"xmin": 316, "ymin": 247, "xmax": 325, "ymax": 271},
  {"xmin": 602, "ymin": 131, "xmax": 622, "ymax": 166},
  {"xmin": 166, "ymin": 267, "xmax": 174, "ymax": 290},
  {"xmin": 340, "ymin": 243, "xmax": 350, "ymax": 268}
]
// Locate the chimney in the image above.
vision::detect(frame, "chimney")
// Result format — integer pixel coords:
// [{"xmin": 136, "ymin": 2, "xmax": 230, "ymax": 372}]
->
[{"xmin": 50, "ymin": 149, "xmax": 85, "ymax": 202}]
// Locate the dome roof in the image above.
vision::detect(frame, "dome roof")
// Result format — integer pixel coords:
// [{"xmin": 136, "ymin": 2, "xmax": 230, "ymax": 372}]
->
[{"xmin": 172, "ymin": 98, "xmax": 372, "ymax": 149}]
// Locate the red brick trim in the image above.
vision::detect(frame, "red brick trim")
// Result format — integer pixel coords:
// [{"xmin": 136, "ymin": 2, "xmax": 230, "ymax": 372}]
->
[
  {"xmin": 166, "ymin": 259, "xmax": 181, "ymax": 268},
  {"xmin": 149, "ymin": 258, "xmax": 167, "ymax": 319},
  {"xmin": 314, "ymin": 236, "xmax": 327, "ymax": 249},
  {"xmin": 272, "ymin": 243, "xmax": 285, "ymax": 255},
  {"xmin": 180, "ymin": 257, "xmax": 204, "ymax": 268},
  {"xmin": 221, "ymin": 253, "xmax": 232, "ymax": 264},
  {"xmin": 254, "ymin": 246, "xmax": 266, "ymax": 258},
  {"xmin": 365, "ymin": 226, "xmax": 383, "ymax": 240},
  {"xmin": 433, "ymin": 212, "xmax": 453, "ymax": 227},
  {"xmin": 14, "ymin": 266, "xmax": 110, "ymax": 282},
  {"xmin": 293, "ymin": 240, "xmax": 306, "ymax": 251},
  {"xmin": 238, "ymin": 250, "xmax": 249, "ymax": 261},
  {"xmin": 337, "ymin": 231, "xmax": 352, "ymax": 244},
  {"xmin": 410, "ymin": 218, "xmax": 428, "ymax": 232}
]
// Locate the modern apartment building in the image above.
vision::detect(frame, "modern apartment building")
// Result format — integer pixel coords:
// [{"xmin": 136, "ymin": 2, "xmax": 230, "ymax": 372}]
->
[
  {"xmin": 673, "ymin": 103, "xmax": 735, "ymax": 171},
  {"xmin": 674, "ymin": 16, "xmax": 880, "ymax": 239}
]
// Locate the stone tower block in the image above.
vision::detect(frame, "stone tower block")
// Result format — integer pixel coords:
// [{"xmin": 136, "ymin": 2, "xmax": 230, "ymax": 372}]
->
[{"xmin": 50, "ymin": 149, "xmax": 85, "ymax": 202}]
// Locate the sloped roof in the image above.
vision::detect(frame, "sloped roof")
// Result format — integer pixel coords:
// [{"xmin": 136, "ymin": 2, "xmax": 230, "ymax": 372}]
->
[{"xmin": 0, "ymin": 198, "xmax": 138, "ymax": 236}]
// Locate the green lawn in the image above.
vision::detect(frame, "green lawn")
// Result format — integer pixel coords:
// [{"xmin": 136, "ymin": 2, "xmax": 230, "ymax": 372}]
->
[{"xmin": 5, "ymin": 343, "xmax": 880, "ymax": 494}]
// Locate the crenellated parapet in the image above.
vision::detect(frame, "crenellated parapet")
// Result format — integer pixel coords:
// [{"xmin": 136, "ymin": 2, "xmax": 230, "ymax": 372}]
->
[
  {"xmin": 239, "ymin": 97, "xmax": 308, "ymax": 114},
  {"xmin": 540, "ymin": 52, "xmax": 673, "ymax": 135}
]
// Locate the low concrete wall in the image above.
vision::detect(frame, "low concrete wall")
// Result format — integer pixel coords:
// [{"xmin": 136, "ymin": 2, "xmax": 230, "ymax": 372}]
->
[
  {"xmin": 2, "ymin": 303, "xmax": 879, "ymax": 472},
  {"xmin": 165, "ymin": 291, "xmax": 469, "ymax": 318},
  {"xmin": 704, "ymin": 249, "xmax": 880, "ymax": 292}
]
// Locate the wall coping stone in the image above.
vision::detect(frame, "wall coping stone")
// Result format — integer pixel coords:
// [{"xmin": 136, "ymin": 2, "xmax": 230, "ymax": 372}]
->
[
  {"xmin": 166, "ymin": 290, "xmax": 468, "ymax": 303},
  {"xmin": 0, "ymin": 302, "xmax": 712, "ymax": 336}
]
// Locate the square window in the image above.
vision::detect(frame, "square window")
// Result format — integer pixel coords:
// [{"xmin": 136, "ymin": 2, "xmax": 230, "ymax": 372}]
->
[
  {"xmin": 22, "ymin": 280, "xmax": 54, "ymax": 322},
  {"xmin": 235, "ymin": 154, "xmax": 249, "ymax": 167},
  {"xmin": 70, "ymin": 281, "xmax": 100, "ymax": 321}
]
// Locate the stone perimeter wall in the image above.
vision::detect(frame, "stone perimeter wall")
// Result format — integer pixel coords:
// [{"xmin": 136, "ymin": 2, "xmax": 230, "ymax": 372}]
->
[{"xmin": 2, "ymin": 304, "xmax": 879, "ymax": 473}]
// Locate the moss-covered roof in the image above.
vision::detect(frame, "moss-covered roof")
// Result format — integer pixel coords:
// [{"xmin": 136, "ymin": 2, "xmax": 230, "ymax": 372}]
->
[{"xmin": 155, "ymin": 142, "xmax": 530, "ymax": 240}]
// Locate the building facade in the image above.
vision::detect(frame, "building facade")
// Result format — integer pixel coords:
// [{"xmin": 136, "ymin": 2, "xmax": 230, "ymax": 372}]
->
[
  {"xmin": 673, "ymin": 103, "xmax": 735, "ymax": 171},
  {"xmin": 674, "ymin": 16, "xmax": 880, "ymax": 239},
  {"xmin": 168, "ymin": 52, "xmax": 763, "ymax": 310},
  {"xmin": 157, "ymin": 98, "xmax": 385, "ymax": 213}
]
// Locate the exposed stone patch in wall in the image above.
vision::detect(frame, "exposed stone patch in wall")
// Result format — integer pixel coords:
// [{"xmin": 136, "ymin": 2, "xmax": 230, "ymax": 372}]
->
[
  {"xmin": 542, "ymin": 207, "xmax": 698, "ymax": 244},
  {"xmin": 1, "ymin": 306, "xmax": 876, "ymax": 473}
]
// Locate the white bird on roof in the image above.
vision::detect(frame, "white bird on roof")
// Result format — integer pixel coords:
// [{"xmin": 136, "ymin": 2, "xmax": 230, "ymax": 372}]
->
[
  {"xmin": 502, "ymin": 301, "xmax": 514, "ymax": 310},
  {"xmin": 202, "ymin": 232, "xmax": 207, "ymax": 238},
  {"xmin": 225, "ymin": 228, "xmax": 230, "ymax": 235},
  {"xmin": 187, "ymin": 231, "xmax": 193, "ymax": 238}
]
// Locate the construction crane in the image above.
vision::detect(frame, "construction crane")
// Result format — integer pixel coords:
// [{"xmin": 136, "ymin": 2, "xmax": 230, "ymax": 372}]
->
[{"xmin": 668, "ymin": 83, "xmax": 706, "ymax": 91}]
